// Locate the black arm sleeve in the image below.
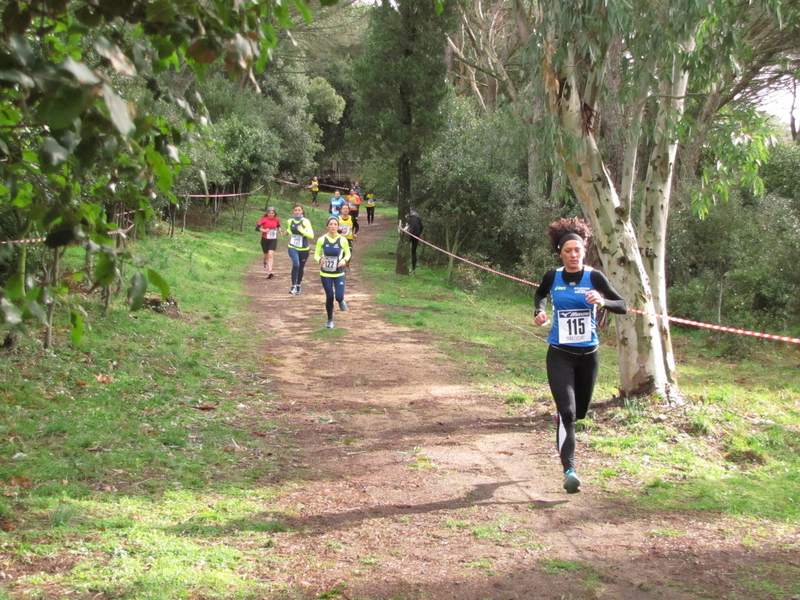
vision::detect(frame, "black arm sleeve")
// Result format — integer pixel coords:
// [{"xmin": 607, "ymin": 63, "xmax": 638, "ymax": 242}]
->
[
  {"xmin": 590, "ymin": 270, "xmax": 628, "ymax": 315},
  {"xmin": 533, "ymin": 270, "xmax": 556, "ymax": 315}
]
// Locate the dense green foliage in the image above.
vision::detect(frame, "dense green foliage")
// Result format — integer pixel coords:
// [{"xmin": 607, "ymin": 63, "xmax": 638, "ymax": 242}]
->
[
  {"xmin": 0, "ymin": 0, "xmax": 342, "ymax": 345},
  {"xmin": 352, "ymin": 0, "xmax": 455, "ymax": 273}
]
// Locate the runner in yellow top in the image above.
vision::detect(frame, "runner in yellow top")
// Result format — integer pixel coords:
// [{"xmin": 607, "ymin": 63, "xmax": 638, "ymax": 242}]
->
[
  {"xmin": 285, "ymin": 204, "xmax": 314, "ymax": 295},
  {"xmin": 365, "ymin": 192, "xmax": 376, "ymax": 225},
  {"xmin": 307, "ymin": 176, "xmax": 320, "ymax": 207},
  {"xmin": 314, "ymin": 216, "xmax": 352, "ymax": 329},
  {"xmin": 337, "ymin": 204, "xmax": 357, "ymax": 258}
]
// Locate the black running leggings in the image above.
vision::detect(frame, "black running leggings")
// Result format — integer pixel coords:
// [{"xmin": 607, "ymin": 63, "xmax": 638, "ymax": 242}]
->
[
  {"xmin": 410, "ymin": 238, "xmax": 420, "ymax": 270},
  {"xmin": 546, "ymin": 344, "xmax": 599, "ymax": 472}
]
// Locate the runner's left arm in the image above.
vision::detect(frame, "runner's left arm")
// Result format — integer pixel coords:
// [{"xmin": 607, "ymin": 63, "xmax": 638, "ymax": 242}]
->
[{"xmin": 590, "ymin": 271, "xmax": 628, "ymax": 314}]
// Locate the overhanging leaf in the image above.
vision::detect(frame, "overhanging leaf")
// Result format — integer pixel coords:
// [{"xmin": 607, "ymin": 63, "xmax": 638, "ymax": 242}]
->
[
  {"xmin": 36, "ymin": 86, "xmax": 87, "ymax": 130},
  {"xmin": 44, "ymin": 222, "xmax": 77, "ymax": 248},
  {"xmin": 147, "ymin": 269, "xmax": 170, "ymax": 299},
  {"xmin": 0, "ymin": 297, "xmax": 23, "ymax": 326},
  {"xmin": 40, "ymin": 136, "xmax": 70, "ymax": 172},
  {"xmin": 60, "ymin": 57, "xmax": 101, "ymax": 84},
  {"xmin": 95, "ymin": 37, "xmax": 137, "ymax": 76},
  {"xmin": 93, "ymin": 253, "xmax": 119, "ymax": 287},
  {"xmin": 23, "ymin": 299, "xmax": 47, "ymax": 324},
  {"xmin": 70, "ymin": 309, "xmax": 85, "ymax": 346},
  {"xmin": 127, "ymin": 272, "xmax": 148, "ymax": 311},
  {"xmin": 103, "ymin": 84, "xmax": 135, "ymax": 137}
]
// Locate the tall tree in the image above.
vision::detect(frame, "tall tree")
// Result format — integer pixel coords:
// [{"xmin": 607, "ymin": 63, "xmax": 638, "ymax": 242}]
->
[
  {"xmin": 510, "ymin": 0, "xmax": 796, "ymax": 397},
  {"xmin": 352, "ymin": 0, "xmax": 453, "ymax": 274}
]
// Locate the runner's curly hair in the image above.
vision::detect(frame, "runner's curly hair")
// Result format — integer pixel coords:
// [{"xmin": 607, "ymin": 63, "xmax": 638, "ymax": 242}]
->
[{"xmin": 546, "ymin": 218, "xmax": 593, "ymax": 253}]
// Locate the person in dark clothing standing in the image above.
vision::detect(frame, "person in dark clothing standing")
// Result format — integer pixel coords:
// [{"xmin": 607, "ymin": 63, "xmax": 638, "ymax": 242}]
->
[
  {"xmin": 406, "ymin": 210, "xmax": 424, "ymax": 272},
  {"xmin": 533, "ymin": 217, "xmax": 627, "ymax": 494}
]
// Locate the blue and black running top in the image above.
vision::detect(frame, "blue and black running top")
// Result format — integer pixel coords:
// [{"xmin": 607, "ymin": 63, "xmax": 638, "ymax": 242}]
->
[
  {"xmin": 547, "ymin": 267, "xmax": 599, "ymax": 347},
  {"xmin": 287, "ymin": 217, "xmax": 313, "ymax": 251},
  {"xmin": 534, "ymin": 266, "xmax": 628, "ymax": 348},
  {"xmin": 314, "ymin": 234, "xmax": 351, "ymax": 277}
]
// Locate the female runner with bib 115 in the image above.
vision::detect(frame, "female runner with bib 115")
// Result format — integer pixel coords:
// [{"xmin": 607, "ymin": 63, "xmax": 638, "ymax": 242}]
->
[
  {"xmin": 314, "ymin": 216, "xmax": 351, "ymax": 329},
  {"xmin": 533, "ymin": 218, "xmax": 627, "ymax": 494}
]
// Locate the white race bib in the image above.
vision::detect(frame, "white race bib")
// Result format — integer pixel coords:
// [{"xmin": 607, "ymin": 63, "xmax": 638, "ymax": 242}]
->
[
  {"xmin": 557, "ymin": 309, "xmax": 592, "ymax": 344},
  {"xmin": 289, "ymin": 234, "xmax": 303, "ymax": 247},
  {"xmin": 339, "ymin": 224, "xmax": 350, "ymax": 235},
  {"xmin": 321, "ymin": 256, "xmax": 338, "ymax": 273},
  {"xmin": 265, "ymin": 228, "xmax": 278, "ymax": 239}
]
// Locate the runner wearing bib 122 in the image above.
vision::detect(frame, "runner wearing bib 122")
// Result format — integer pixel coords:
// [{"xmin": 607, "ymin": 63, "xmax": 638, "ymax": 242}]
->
[{"xmin": 315, "ymin": 217, "xmax": 352, "ymax": 329}]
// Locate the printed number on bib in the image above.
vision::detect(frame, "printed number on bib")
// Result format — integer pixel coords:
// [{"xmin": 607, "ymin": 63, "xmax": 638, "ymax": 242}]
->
[
  {"xmin": 289, "ymin": 234, "xmax": 303, "ymax": 247},
  {"xmin": 321, "ymin": 256, "xmax": 338, "ymax": 273},
  {"xmin": 266, "ymin": 228, "xmax": 278, "ymax": 239},
  {"xmin": 557, "ymin": 309, "xmax": 592, "ymax": 344},
  {"xmin": 340, "ymin": 225, "xmax": 350, "ymax": 235}
]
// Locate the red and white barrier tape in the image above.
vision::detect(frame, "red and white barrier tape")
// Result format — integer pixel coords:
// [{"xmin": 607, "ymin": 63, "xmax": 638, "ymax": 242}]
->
[
  {"xmin": 2, "ymin": 219, "xmax": 135, "ymax": 245},
  {"xmin": 183, "ymin": 185, "xmax": 264, "ymax": 198},
  {"xmin": 107, "ymin": 222, "xmax": 136, "ymax": 235},
  {"xmin": 400, "ymin": 229, "xmax": 800, "ymax": 346},
  {"xmin": 0, "ymin": 237, "xmax": 46, "ymax": 245},
  {"xmin": 272, "ymin": 177, "xmax": 351, "ymax": 192},
  {"xmin": 628, "ymin": 308, "xmax": 800, "ymax": 344}
]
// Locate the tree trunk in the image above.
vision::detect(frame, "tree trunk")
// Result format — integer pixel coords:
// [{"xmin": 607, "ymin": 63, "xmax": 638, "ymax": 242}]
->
[
  {"xmin": 544, "ymin": 44, "xmax": 669, "ymax": 397},
  {"xmin": 395, "ymin": 152, "xmax": 413, "ymax": 275},
  {"xmin": 43, "ymin": 248, "xmax": 60, "ymax": 350},
  {"xmin": 444, "ymin": 222, "xmax": 462, "ymax": 281},
  {"xmin": 639, "ymin": 44, "xmax": 693, "ymax": 386}
]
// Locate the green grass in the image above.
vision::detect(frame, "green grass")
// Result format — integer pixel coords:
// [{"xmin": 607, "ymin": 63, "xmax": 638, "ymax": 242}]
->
[
  {"xmin": 2, "ymin": 200, "xmax": 800, "ymax": 599},
  {"xmin": 0, "ymin": 202, "xmax": 297, "ymax": 599},
  {"xmin": 362, "ymin": 226, "xmax": 800, "ymax": 525}
]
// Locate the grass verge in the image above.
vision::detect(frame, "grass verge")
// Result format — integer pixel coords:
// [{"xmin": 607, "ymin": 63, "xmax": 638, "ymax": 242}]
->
[
  {"xmin": 1, "ymin": 201, "xmax": 297, "ymax": 600},
  {"xmin": 362, "ymin": 227, "xmax": 800, "ymax": 525}
]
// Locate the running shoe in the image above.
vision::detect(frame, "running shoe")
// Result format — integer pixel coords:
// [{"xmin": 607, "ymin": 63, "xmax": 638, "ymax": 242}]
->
[
  {"xmin": 267, "ymin": 272, "xmax": 274, "ymax": 279},
  {"xmin": 289, "ymin": 286, "xmax": 297, "ymax": 295},
  {"xmin": 563, "ymin": 469, "xmax": 581, "ymax": 494},
  {"xmin": 326, "ymin": 320, "xmax": 334, "ymax": 329},
  {"xmin": 295, "ymin": 286, "xmax": 301, "ymax": 295},
  {"xmin": 338, "ymin": 300, "xmax": 347, "ymax": 311}
]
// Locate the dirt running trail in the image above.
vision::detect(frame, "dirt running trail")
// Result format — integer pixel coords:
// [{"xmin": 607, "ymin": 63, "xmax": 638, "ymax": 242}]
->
[{"xmin": 242, "ymin": 214, "xmax": 786, "ymax": 600}]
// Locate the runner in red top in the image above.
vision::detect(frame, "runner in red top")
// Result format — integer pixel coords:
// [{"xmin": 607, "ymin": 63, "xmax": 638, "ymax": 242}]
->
[{"xmin": 256, "ymin": 206, "xmax": 284, "ymax": 279}]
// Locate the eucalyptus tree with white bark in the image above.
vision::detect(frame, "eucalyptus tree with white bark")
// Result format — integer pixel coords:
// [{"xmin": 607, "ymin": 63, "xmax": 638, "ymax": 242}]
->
[{"xmin": 508, "ymin": 0, "xmax": 793, "ymax": 396}]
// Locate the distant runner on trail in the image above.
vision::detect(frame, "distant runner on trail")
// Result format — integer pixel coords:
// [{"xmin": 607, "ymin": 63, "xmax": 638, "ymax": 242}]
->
[
  {"xmin": 256, "ymin": 206, "xmax": 283, "ymax": 279},
  {"xmin": 285, "ymin": 204, "xmax": 314, "ymax": 296},
  {"xmin": 406, "ymin": 210, "xmax": 423, "ymax": 272},
  {"xmin": 337, "ymin": 204, "xmax": 357, "ymax": 259},
  {"xmin": 364, "ymin": 192, "xmax": 376, "ymax": 225},
  {"xmin": 329, "ymin": 190, "xmax": 345, "ymax": 217},
  {"xmin": 533, "ymin": 217, "xmax": 627, "ymax": 494},
  {"xmin": 314, "ymin": 216, "xmax": 351, "ymax": 329},
  {"xmin": 347, "ymin": 185, "xmax": 362, "ymax": 233},
  {"xmin": 307, "ymin": 176, "xmax": 320, "ymax": 208}
]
